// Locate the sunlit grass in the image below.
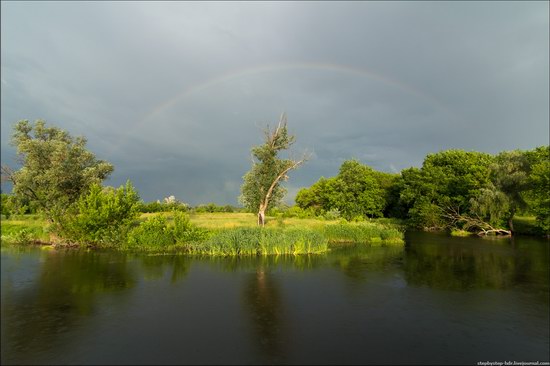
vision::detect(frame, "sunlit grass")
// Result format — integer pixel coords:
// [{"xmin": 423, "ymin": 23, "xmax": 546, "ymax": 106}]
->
[
  {"xmin": 1, "ymin": 220, "xmax": 50, "ymax": 245},
  {"xmin": 323, "ymin": 222, "xmax": 404, "ymax": 246},
  {"xmin": 450, "ymin": 229, "xmax": 472, "ymax": 237},
  {"xmin": 186, "ymin": 227, "xmax": 329, "ymax": 256},
  {"xmin": 2, "ymin": 212, "xmax": 404, "ymax": 251},
  {"xmin": 147, "ymin": 212, "xmax": 405, "ymax": 247}
]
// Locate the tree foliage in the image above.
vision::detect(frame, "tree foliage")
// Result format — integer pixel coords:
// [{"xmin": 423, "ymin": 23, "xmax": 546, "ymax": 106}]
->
[
  {"xmin": 525, "ymin": 146, "xmax": 550, "ymax": 232},
  {"xmin": 296, "ymin": 159, "xmax": 390, "ymax": 220},
  {"xmin": 57, "ymin": 181, "xmax": 140, "ymax": 245},
  {"xmin": 1, "ymin": 193, "xmax": 12, "ymax": 219},
  {"xmin": 240, "ymin": 114, "xmax": 307, "ymax": 225},
  {"xmin": 398, "ymin": 150, "xmax": 494, "ymax": 229},
  {"xmin": 469, "ymin": 184, "xmax": 510, "ymax": 227},
  {"xmin": 488, "ymin": 150, "xmax": 532, "ymax": 230},
  {"xmin": 5, "ymin": 120, "xmax": 113, "ymax": 220}
]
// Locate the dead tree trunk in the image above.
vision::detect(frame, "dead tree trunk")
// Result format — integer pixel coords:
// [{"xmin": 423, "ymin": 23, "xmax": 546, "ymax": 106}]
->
[
  {"xmin": 258, "ymin": 205, "xmax": 266, "ymax": 226},
  {"xmin": 442, "ymin": 206, "xmax": 511, "ymax": 236},
  {"xmin": 256, "ymin": 160, "xmax": 306, "ymax": 227}
]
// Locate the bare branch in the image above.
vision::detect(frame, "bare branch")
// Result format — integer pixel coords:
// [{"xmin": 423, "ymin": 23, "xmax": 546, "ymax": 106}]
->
[
  {"xmin": 442, "ymin": 205, "xmax": 511, "ymax": 236},
  {"xmin": 275, "ymin": 112, "xmax": 287, "ymax": 139},
  {"xmin": 260, "ymin": 155, "xmax": 308, "ymax": 211},
  {"xmin": 1, "ymin": 164, "xmax": 16, "ymax": 184}
]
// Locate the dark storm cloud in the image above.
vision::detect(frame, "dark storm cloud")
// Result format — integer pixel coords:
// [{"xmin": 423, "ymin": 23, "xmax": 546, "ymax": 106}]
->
[{"xmin": 1, "ymin": 2, "xmax": 548, "ymax": 204}]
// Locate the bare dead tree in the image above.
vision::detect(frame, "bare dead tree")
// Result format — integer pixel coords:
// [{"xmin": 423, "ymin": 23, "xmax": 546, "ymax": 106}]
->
[
  {"xmin": 442, "ymin": 205, "xmax": 511, "ymax": 236},
  {"xmin": 257, "ymin": 153, "xmax": 309, "ymax": 226},
  {"xmin": 241, "ymin": 113, "xmax": 310, "ymax": 226}
]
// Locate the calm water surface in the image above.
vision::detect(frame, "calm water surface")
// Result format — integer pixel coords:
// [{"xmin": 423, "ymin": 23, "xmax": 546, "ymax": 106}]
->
[{"xmin": 1, "ymin": 232, "xmax": 549, "ymax": 365}]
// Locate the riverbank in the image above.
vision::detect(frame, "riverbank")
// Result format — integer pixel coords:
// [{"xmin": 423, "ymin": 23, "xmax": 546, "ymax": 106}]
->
[
  {"xmin": 3, "ymin": 231, "xmax": 548, "ymax": 365},
  {"xmin": 0, "ymin": 212, "xmax": 405, "ymax": 254}
]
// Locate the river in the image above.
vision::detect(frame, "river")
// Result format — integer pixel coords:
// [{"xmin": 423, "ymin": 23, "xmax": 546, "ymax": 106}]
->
[{"xmin": 1, "ymin": 232, "xmax": 548, "ymax": 365}]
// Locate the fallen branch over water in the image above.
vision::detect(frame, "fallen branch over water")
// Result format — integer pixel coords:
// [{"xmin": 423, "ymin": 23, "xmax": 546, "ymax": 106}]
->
[{"xmin": 442, "ymin": 206, "xmax": 511, "ymax": 237}]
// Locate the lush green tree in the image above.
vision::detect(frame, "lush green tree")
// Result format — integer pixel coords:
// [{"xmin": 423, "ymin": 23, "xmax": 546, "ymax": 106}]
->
[
  {"xmin": 489, "ymin": 150, "xmax": 532, "ymax": 232},
  {"xmin": 240, "ymin": 114, "xmax": 307, "ymax": 225},
  {"xmin": 295, "ymin": 176, "xmax": 337, "ymax": 215},
  {"xmin": 373, "ymin": 170, "xmax": 402, "ymax": 217},
  {"xmin": 1, "ymin": 193, "xmax": 12, "ymax": 219},
  {"xmin": 194, "ymin": 202, "xmax": 236, "ymax": 213},
  {"xmin": 399, "ymin": 150, "xmax": 494, "ymax": 229},
  {"xmin": 469, "ymin": 183, "xmax": 510, "ymax": 227},
  {"xmin": 287, "ymin": 146, "xmax": 549, "ymax": 235},
  {"xmin": 4, "ymin": 120, "xmax": 113, "ymax": 221},
  {"xmin": 328, "ymin": 160, "xmax": 385, "ymax": 220},
  {"xmin": 296, "ymin": 160, "xmax": 386, "ymax": 220},
  {"xmin": 525, "ymin": 146, "xmax": 550, "ymax": 233},
  {"xmin": 58, "ymin": 181, "xmax": 140, "ymax": 245}
]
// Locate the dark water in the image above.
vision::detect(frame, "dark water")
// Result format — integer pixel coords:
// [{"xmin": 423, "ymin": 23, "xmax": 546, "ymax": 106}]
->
[{"xmin": 1, "ymin": 232, "xmax": 549, "ymax": 365}]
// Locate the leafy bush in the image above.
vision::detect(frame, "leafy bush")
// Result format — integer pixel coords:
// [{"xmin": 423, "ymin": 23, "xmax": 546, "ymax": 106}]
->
[
  {"xmin": 323, "ymin": 208, "xmax": 341, "ymax": 220},
  {"xmin": 127, "ymin": 215, "xmax": 174, "ymax": 248},
  {"xmin": 193, "ymin": 203, "xmax": 239, "ymax": 213},
  {"xmin": 1, "ymin": 193, "xmax": 39, "ymax": 216},
  {"xmin": 173, "ymin": 212, "xmax": 209, "ymax": 243},
  {"xmin": 58, "ymin": 181, "xmax": 140, "ymax": 246},
  {"xmin": 1, "ymin": 193, "xmax": 12, "ymax": 219},
  {"xmin": 138, "ymin": 200, "xmax": 189, "ymax": 213},
  {"xmin": 125, "ymin": 212, "xmax": 208, "ymax": 250},
  {"xmin": 281, "ymin": 206, "xmax": 317, "ymax": 219},
  {"xmin": 407, "ymin": 199, "xmax": 446, "ymax": 230}
]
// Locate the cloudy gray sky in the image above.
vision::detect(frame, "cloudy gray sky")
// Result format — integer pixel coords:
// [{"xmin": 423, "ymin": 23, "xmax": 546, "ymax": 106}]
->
[{"xmin": 1, "ymin": 1, "xmax": 548, "ymax": 205}]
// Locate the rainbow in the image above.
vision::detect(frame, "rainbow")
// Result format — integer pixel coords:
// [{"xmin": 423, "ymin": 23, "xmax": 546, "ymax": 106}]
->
[
  {"xmin": 142, "ymin": 61, "xmax": 451, "ymax": 122},
  {"xmin": 108, "ymin": 62, "xmax": 453, "ymax": 156}
]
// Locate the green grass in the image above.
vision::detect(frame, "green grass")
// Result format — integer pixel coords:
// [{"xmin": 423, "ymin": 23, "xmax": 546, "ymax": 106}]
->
[
  {"xmin": 1, "ymin": 220, "xmax": 50, "ymax": 245},
  {"xmin": 450, "ymin": 229, "xmax": 473, "ymax": 237},
  {"xmin": 182, "ymin": 212, "xmax": 329, "ymax": 230},
  {"xmin": 186, "ymin": 227, "xmax": 328, "ymax": 256},
  {"xmin": 1, "ymin": 212, "xmax": 405, "ymax": 253},
  {"xmin": 323, "ymin": 222, "xmax": 404, "ymax": 245}
]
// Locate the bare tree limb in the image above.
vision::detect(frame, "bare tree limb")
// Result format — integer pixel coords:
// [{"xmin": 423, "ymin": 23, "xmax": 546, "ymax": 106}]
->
[
  {"xmin": 1, "ymin": 164, "xmax": 16, "ymax": 184},
  {"xmin": 442, "ymin": 205, "xmax": 511, "ymax": 236}
]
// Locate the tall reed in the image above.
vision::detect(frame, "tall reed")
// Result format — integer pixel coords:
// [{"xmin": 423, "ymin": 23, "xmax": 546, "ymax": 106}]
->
[
  {"xmin": 323, "ymin": 222, "xmax": 403, "ymax": 245},
  {"xmin": 188, "ymin": 227, "xmax": 328, "ymax": 256}
]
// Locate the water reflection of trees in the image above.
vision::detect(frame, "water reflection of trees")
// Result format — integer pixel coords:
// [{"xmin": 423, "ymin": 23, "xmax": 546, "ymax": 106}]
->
[
  {"xmin": 242, "ymin": 265, "xmax": 286, "ymax": 364},
  {"xmin": 204, "ymin": 254, "xmax": 321, "ymax": 273},
  {"xmin": 328, "ymin": 245, "xmax": 405, "ymax": 282},
  {"xmin": 403, "ymin": 235, "xmax": 549, "ymax": 296},
  {"xmin": 1, "ymin": 250, "xmax": 135, "ymax": 365},
  {"xmin": 137, "ymin": 254, "xmax": 190, "ymax": 283}
]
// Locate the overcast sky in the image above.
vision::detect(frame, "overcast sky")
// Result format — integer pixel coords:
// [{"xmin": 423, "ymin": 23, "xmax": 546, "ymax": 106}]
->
[{"xmin": 1, "ymin": 1, "xmax": 548, "ymax": 205}]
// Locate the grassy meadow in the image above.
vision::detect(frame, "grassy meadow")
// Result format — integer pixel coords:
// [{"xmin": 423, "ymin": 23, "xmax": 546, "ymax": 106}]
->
[
  {"xmin": 1, "ymin": 212, "xmax": 406, "ymax": 254},
  {"xmin": 2, "ymin": 211, "xmax": 546, "ymax": 255}
]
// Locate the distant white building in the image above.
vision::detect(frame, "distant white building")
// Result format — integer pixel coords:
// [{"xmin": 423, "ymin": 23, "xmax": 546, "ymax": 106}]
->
[{"xmin": 164, "ymin": 195, "xmax": 176, "ymax": 204}]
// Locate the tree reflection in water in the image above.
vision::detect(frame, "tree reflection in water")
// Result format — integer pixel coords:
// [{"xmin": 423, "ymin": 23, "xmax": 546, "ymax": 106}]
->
[
  {"xmin": 403, "ymin": 232, "xmax": 549, "ymax": 297},
  {"xmin": 242, "ymin": 263, "xmax": 286, "ymax": 364},
  {"xmin": 1, "ymin": 250, "xmax": 135, "ymax": 365},
  {"xmin": 137, "ymin": 254, "xmax": 190, "ymax": 283}
]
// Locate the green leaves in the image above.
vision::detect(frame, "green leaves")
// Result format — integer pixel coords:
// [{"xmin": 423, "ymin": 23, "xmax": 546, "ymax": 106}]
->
[
  {"xmin": 9, "ymin": 120, "xmax": 114, "ymax": 219},
  {"xmin": 240, "ymin": 115, "xmax": 304, "ymax": 217},
  {"xmin": 400, "ymin": 150, "xmax": 495, "ymax": 229},
  {"xmin": 126, "ymin": 212, "xmax": 208, "ymax": 250},
  {"xmin": 525, "ymin": 146, "xmax": 550, "ymax": 232},
  {"xmin": 296, "ymin": 159, "xmax": 387, "ymax": 220},
  {"xmin": 469, "ymin": 184, "xmax": 510, "ymax": 226},
  {"xmin": 58, "ymin": 181, "xmax": 140, "ymax": 245}
]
